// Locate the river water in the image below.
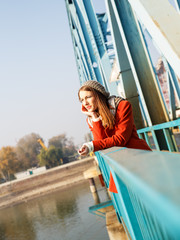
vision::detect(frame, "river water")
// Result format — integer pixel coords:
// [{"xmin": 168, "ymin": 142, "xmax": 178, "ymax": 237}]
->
[{"xmin": 0, "ymin": 181, "xmax": 110, "ymax": 240}]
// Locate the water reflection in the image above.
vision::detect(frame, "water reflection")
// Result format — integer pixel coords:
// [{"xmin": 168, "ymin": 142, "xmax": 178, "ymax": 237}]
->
[
  {"xmin": 0, "ymin": 205, "xmax": 36, "ymax": 240},
  {"xmin": 55, "ymin": 190, "xmax": 78, "ymax": 220},
  {"xmin": 0, "ymin": 181, "xmax": 109, "ymax": 240}
]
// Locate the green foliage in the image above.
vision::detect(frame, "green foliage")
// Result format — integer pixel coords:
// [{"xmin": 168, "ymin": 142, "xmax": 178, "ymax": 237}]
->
[{"xmin": 38, "ymin": 146, "xmax": 63, "ymax": 169}]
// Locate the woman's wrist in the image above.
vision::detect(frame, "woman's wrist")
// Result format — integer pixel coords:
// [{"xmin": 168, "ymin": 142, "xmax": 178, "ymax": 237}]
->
[{"xmin": 83, "ymin": 141, "xmax": 94, "ymax": 153}]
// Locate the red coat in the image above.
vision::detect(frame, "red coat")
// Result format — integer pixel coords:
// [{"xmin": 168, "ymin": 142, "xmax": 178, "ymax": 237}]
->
[
  {"xmin": 87, "ymin": 100, "xmax": 151, "ymax": 152},
  {"xmin": 87, "ymin": 100, "xmax": 151, "ymax": 193}
]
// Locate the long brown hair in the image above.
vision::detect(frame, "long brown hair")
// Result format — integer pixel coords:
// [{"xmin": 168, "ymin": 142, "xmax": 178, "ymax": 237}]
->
[{"xmin": 78, "ymin": 86, "xmax": 115, "ymax": 129}]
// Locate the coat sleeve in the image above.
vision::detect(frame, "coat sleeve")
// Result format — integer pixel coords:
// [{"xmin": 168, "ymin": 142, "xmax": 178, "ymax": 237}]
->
[
  {"xmin": 86, "ymin": 118, "xmax": 107, "ymax": 140},
  {"xmin": 92, "ymin": 100, "xmax": 134, "ymax": 152}
]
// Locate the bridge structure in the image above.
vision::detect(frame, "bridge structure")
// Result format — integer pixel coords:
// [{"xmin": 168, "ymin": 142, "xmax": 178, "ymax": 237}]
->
[{"xmin": 65, "ymin": 0, "xmax": 180, "ymax": 239}]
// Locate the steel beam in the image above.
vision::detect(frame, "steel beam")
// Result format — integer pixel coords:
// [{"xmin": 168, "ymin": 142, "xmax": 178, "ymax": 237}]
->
[
  {"xmin": 65, "ymin": 1, "xmax": 96, "ymax": 83},
  {"xmin": 177, "ymin": 0, "xmax": 180, "ymax": 10},
  {"xmin": 111, "ymin": 0, "xmax": 169, "ymax": 124},
  {"xmin": 127, "ymin": 0, "xmax": 180, "ymax": 79},
  {"xmin": 82, "ymin": 0, "xmax": 117, "ymax": 94},
  {"xmin": 105, "ymin": 0, "xmax": 145, "ymax": 129},
  {"xmin": 65, "ymin": 0, "xmax": 118, "ymax": 94},
  {"xmin": 174, "ymin": 0, "xmax": 180, "ymax": 12}
]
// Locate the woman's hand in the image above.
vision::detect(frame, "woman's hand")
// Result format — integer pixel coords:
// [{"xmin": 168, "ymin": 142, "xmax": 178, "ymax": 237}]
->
[
  {"xmin": 78, "ymin": 145, "xmax": 89, "ymax": 156},
  {"xmin": 81, "ymin": 105, "xmax": 99, "ymax": 120},
  {"xmin": 78, "ymin": 142, "xmax": 94, "ymax": 156}
]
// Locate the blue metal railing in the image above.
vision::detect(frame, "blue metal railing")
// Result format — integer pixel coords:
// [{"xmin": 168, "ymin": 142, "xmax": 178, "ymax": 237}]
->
[
  {"xmin": 137, "ymin": 118, "xmax": 180, "ymax": 151},
  {"xmin": 96, "ymin": 147, "xmax": 180, "ymax": 240}
]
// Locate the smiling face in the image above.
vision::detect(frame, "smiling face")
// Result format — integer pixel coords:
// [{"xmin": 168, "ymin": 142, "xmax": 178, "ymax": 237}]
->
[{"xmin": 79, "ymin": 90, "xmax": 98, "ymax": 112}]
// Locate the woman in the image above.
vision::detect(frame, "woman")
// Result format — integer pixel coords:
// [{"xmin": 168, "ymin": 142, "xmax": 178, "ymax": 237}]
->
[
  {"xmin": 78, "ymin": 80, "xmax": 151, "ymax": 154},
  {"xmin": 78, "ymin": 80, "xmax": 151, "ymax": 192}
]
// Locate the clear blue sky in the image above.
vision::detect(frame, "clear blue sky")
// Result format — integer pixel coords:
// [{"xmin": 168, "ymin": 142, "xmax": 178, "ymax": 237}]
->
[{"xmin": 0, "ymin": 0, "xmax": 106, "ymax": 148}]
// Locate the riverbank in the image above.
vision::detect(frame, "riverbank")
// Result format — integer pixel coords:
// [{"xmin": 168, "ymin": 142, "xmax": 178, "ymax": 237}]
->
[{"xmin": 0, "ymin": 156, "xmax": 95, "ymax": 210}]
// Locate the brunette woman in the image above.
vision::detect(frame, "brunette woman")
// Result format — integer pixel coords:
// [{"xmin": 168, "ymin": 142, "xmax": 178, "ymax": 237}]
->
[
  {"xmin": 78, "ymin": 80, "xmax": 151, "ymax": 154},
  {"xmin": 78, "ymin": 80, "xmax": 151, "ymax": 192}
]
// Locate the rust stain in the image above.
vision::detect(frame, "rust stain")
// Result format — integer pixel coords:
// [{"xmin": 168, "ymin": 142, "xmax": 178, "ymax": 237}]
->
[
  {"xmin": 153, "ymin": 19, "xmax": 160, "ymax": 28},
  {"xmin": 152, "ymin": 18, "xmax": 166, "ymax": 38}
]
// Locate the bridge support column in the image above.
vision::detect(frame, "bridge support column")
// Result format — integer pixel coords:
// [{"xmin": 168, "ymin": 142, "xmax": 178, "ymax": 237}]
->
[{"xmin": 83, "ymin": 165, "xmax": 102, "ymax": 204}]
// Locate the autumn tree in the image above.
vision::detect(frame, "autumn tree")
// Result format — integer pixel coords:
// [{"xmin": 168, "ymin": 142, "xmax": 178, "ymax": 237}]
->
[
  {"xmin": 0, "ymin": 146, "xmax": 19, "ymax": 181},
  {"xmin": 16, "ymin": 133, "xmax": 42, "ymax": 170}
]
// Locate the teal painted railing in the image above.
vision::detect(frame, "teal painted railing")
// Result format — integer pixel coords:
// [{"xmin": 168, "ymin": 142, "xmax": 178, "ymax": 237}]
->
[
  {"xmin": 137, "ymin": 118, "xmax": 180, "ymax": 152},
  {"xmin": 96, "ymin": 147, "xmax": 180, "ymax": 240}
]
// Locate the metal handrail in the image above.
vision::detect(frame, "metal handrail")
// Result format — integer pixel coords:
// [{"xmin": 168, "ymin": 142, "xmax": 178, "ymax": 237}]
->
[
  {"xmin": 137, "ymin": 118, "xmax": 180, "ymax": 151},
  {"xmin": 96, "ymin": 147, "xmax": 180, "ymax": 240},
  {"xmin": 137, "ymin": 118, "xmax": 180, "ymax": 133}
]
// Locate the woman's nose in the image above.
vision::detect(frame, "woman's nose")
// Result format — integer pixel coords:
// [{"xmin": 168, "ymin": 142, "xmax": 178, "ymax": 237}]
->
[{"xmin": 84, "ymin": 99, "xmax": 89, "ymax": 105}]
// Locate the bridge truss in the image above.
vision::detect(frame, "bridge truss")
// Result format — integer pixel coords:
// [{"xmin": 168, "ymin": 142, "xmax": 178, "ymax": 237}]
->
[{"xmin": 65, "ymin": 0, "xmax": 180, "ymax": 239}]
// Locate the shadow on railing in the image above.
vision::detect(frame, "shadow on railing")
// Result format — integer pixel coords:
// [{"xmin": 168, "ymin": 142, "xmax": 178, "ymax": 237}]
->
[{"xmin": 96, "ymin": 147, "xmax": 180, "ymax": 240}]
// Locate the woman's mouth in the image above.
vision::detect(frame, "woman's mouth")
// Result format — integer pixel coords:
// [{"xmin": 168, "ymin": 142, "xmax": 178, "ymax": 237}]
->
[{"xmin": 86, "ymin": 106, "xmax": 91, "ymax": 110}]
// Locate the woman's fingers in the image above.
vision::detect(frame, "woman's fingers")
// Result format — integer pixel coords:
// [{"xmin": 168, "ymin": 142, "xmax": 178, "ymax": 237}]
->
[
  {"xmin": 78, "ymin": 145, "xmax": 89, "ymax": 156},
  {"xmin": 81, "ymin": 105, "xmax": 96, "ymax": 117},
  {"xmin": 78, "ymin": 145, "xmax": 85, "ymax": 152}
]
